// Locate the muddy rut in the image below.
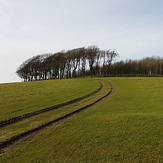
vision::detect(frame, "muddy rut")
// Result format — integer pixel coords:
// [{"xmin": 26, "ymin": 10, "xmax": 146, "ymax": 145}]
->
[
  {"xmin": 0, "ymin": 82, "xmax": 102, "ymax": 127},
  {"xmin": 0, "ymin": 80, "xmax": 114, "ymax": 154}
]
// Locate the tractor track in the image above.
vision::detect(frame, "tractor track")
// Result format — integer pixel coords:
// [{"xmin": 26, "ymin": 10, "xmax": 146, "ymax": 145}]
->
[
  {"xmin": 0, "ymin": 81, "xmax": 102, "ymax": 128},
  {"xmin": 0, "ymin": 81, "xmax": 115, "ymax": 154}
]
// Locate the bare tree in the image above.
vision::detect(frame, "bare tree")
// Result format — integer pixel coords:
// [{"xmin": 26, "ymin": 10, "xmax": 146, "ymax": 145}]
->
[{"xmin": 87, "ymin": 46, "xmax": 99, "ymax": 77}]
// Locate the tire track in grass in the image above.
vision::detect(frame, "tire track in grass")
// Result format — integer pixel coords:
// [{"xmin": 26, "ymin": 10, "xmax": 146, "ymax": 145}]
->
[
  {"xmin": 0, "ymin": 81, "xmax": 102, "ymax": 128},
  {"xmin": 0, "ymin": 80, "xmax": 115, "ymax": 154}
]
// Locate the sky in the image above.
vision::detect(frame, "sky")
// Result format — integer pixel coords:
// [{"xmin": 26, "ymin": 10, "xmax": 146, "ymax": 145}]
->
[{"xmin": 0, "ymin": 0, "xmax": 163, "ymax": 83}]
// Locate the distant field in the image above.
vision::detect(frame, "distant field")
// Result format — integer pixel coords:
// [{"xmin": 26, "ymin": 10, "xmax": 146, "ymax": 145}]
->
[
  {"xmin": 0, "ymin": 77, "xmax": 163, "ymax": 162},
  {"xmin": 0, "ymin": 78, "xmax": 100, "ymax": 122}
]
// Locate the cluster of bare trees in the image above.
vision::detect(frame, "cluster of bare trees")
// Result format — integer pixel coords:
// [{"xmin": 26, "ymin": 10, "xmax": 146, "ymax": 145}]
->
[
  {"xmin": 16, "ymin": 46, "xmax": 119, "ymax": 81},
  {"xmin": 109, "ymin": 56, "xmax": 163, "ymax": 76},
  {"xmin": 16, "ymin": 46, "xmax": 163, "ymax": 81}
]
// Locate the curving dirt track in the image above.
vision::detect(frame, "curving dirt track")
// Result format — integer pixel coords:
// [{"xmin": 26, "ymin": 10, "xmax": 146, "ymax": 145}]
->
[
  {"xmin": 0, "ymin": 81, "xmax": 102, "ymax": 128},
  {"xmin": 0, "ymin": 80, "xmax": 115, "ymax": 154}
]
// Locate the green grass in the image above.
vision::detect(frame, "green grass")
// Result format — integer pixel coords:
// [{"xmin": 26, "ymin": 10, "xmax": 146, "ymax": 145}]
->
[
  {"xmin": 1, "ymin": 77, "xmax": 163, "ymax": 162},
  {"xmin": 0, "ymin": 79, "xmax": 111, "ymax": 142},
  {"xmin": 0, "ymin": 78, "xmax": 99, "ymax": 122}
]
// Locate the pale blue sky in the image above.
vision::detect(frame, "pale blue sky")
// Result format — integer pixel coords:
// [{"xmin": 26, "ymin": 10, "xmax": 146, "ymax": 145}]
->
[{"xmin": 0, "ymin": 0, "xmax": 163, "ymax": 83}]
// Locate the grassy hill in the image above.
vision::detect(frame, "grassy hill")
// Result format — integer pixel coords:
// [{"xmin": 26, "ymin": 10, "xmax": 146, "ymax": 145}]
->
[
  {"xmin": 0, "ymin": 78, "xmax": 100, "ymax": 122},
  {"xmin": 0, "ymin": 77, "xmax": 163, "ymax": 162}
]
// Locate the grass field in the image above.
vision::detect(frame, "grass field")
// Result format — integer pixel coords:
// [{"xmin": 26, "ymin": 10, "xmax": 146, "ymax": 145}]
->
[
  {"xmin": 0, "ymin": 78, "xmax": 100, "ymax": 122},
  {"xmin": 0, "ymin": 79, "xmax": 110, "ymax": 143},
  {"xmin": 0, "ymin": 77, "xmax": 163, "ymax": 162}
]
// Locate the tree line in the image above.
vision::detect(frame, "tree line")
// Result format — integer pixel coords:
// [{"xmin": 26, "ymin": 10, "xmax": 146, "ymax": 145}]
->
[
  {"xmin": 16, "ymin": 46, "xmax": 119, "ymax": 81},
  {"xmin": 16, "ymin": 46, "xmax": 163, "ymax": 81},
  {"xmin": 109, "ymin": 56, "xmax": 163, "ymax": 76}
]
